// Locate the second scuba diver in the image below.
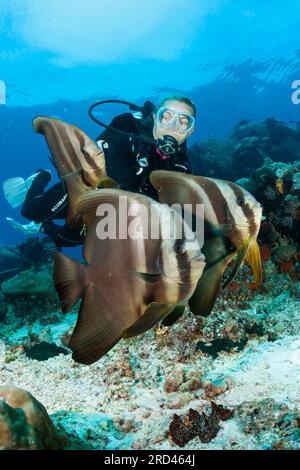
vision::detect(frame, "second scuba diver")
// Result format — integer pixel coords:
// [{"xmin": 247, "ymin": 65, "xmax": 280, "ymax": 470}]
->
[{"xmin": 14, "ymin": 94, "xmax": 196, "ymax": 247}]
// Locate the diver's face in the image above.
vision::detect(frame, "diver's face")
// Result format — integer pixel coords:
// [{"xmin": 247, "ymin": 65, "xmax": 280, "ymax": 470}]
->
[{"xmin": 153, "ymin": 100, "xmax": 195, "ymax": 145}]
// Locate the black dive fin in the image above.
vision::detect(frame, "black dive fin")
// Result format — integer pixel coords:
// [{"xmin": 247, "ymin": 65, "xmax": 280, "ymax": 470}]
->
[{"xmin": 161, "ymin": 304, "xmax": 186, "ymax": 327}]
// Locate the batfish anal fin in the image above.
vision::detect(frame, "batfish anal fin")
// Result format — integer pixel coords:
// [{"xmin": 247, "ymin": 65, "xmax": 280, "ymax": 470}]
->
[
  {"xmin": 189, "ymin": 258, "xmax": 229, "ymax": 317},
  {"xmin": 68, "ymin": 284, "xmax": 125, "ymax": 365},
  {"xmin": 54, "ymin": 251, "xmax": 88, "ymax": 313},
  {"xmin": 123, "ymin": 303, "xmax": 174, "ymax": 338},
  {"xmin": 161, "ymin": 303, "xmax": 186, "ymax": 327}
]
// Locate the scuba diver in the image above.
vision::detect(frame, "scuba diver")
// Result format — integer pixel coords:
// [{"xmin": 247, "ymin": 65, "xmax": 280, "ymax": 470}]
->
[{"xmin": 3, "ymin": 95, "xmax": 196, "ymax": 248}]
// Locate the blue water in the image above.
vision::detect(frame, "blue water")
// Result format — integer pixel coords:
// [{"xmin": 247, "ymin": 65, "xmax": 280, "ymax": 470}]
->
[{"xmin": 1, "ymin": 0, "xmax": 300, "ymax": 245}]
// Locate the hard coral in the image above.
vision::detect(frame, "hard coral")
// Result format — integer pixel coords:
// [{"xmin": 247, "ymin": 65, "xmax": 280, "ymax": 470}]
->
[{"xmin": 0, "ymin": 385, "xmax": 66, "ymax": 450}]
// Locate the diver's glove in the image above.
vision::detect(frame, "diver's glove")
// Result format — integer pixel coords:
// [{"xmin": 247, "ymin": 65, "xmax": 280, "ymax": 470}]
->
[
  {"xmin": 40, "ymin": 220, "xmax": 85, "ymax": 247},
  {"xmin": 34, "ymin": 169, "xmax": 52, "ymax": 187}
]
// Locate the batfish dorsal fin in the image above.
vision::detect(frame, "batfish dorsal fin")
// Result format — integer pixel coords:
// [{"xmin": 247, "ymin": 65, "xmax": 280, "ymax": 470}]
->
[
  {"xmin": 150, "ymin": 170, "xmax": 194, "ymax": 206},
  {"xmin": 150, "ymin": 170, "xmax": 223, "ymax": 227},
  {"xmin": 33, "ymin": 116, "xmax": 107, "ymax": 187}
]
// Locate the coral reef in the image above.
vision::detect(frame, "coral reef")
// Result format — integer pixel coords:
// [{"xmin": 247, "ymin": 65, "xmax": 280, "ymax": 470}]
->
[
  {"xmin": 1, "ymin": 266, "xmax": 60, "ymax": 319},
  {"xmin": 190, "ymin": 118, "xmax": 300, "ymax": 181},
  {"xmin": 236, "ymin": 160, "xmax": 300, "ymax": 285},
  {"xmin": 0, "ymin": 245, "xmax": 24, "ymax": 284},
  {"xmin": 18, "ymin": 237, "xmax": 56, "ymax": 268},
  {"xmin": 0, "ymin": 237, "xmax": 56, "ymax": 287},
  {"xmin": 0, "ymin": 385, "xmax": 65, "ymax": 450}
]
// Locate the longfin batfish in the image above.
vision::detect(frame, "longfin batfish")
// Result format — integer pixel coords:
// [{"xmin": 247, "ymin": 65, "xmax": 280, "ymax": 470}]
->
[
  {"xmin": 54, "ymin": 189, "xmax": 206, "ymax": 364},
  {"xmin": 32, "ymin": 116, "xmax": 117, "ymax": 226},
  {"xmin": 150, "ymin": 170, "xmax": 262, "ymax": 317}
]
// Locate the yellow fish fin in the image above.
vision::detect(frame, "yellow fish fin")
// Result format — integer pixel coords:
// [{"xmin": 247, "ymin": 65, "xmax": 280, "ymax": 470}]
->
[{"xmin": 245, "ymin": 238, "xmax": 263, "ymax": 287}]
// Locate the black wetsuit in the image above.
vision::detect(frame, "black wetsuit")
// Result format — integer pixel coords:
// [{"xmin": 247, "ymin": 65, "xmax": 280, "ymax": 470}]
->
[{"xmin": 22, "ymin": 110, "xmax": 192, "ymax": 247}]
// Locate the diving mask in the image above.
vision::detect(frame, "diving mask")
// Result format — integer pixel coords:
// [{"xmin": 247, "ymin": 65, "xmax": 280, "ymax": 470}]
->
[{"xmin": 156, "ymin": 106, "xmax": 195, "ymax": 134}]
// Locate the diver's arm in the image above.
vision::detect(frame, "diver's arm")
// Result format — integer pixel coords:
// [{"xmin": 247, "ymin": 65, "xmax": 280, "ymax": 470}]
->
[
  {"xmin": 40, "ymin": 221, "xmax": 85, "ymax": 247},
  {"xmin": 22, "ymin": 180, "xmax": 67, "ymax": 222}
]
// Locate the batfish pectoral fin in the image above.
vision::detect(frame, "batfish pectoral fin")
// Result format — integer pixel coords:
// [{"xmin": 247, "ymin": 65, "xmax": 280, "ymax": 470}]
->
[
  {"xmin": 245, "ymin": 238, "xmax": 262, "ymax": 287},
  {"xmin": 68, "ymin": 284, "xmax": 125, "ymax": 365},
  {"xmin": 189, "ymin": 257, "xmax": 230, "ymax": 317},
  {"xmin": 98, "ymin": 176, "xmax": 119, "ymax": 189},
  {"xmin": 123, "ymin": 303, "xmax": 174, "ymax": 338},
  {"xmin": 161, "ymin": 303, "xmax": 186, "ymax": 327},
  {"xmin": 222, "ymin": 242, "xmax": 249, "ymax": 288}
]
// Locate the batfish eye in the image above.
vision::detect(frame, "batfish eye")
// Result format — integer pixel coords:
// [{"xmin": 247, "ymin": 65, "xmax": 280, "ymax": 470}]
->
[
  {"xmin": 174, "ymin": 241, "xmax": 185, "ymax": 254},
  {"xmin": 237, "ymin": 196, "xmax": 246, "ymax": 207}
]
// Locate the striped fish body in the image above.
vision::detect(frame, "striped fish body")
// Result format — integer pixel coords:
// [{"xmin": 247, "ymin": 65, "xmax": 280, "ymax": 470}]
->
[
  {"xmin": 150, "ymin": 170, "xmax": 262, "ymax": 316},
  {"xmin": 54, "ymin": 189, "xmax": 205, "ymax": 364},
  {"xmin": 32, "ymin": 116, "xmax": 110, "ymax": 225}
]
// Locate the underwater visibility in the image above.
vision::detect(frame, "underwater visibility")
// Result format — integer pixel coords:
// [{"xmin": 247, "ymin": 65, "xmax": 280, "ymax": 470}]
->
[{"xmin": 0, "ymin": 0, "xmax": 300, "ymax": 452}]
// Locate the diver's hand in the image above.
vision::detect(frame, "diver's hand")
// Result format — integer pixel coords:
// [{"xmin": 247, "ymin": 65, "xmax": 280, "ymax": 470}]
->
[
  {"xmin": 35, "ymin": 169, "xmax": 52, "ymax": 186},
  {"xmin": 96, "ymin": 140, "xmax": 109, "ymax": 153}
]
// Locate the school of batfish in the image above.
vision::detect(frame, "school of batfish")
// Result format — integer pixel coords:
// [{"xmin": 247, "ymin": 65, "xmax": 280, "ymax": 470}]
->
[{"xmin": 33, "ymin": 117, "xmax": 262, "ymax": 364}]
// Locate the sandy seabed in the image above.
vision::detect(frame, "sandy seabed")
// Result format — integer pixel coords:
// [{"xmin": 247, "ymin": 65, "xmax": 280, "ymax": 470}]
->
[{"xmin": 0, "ymin": 273, "xmax": 299, "ymax": 450}]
